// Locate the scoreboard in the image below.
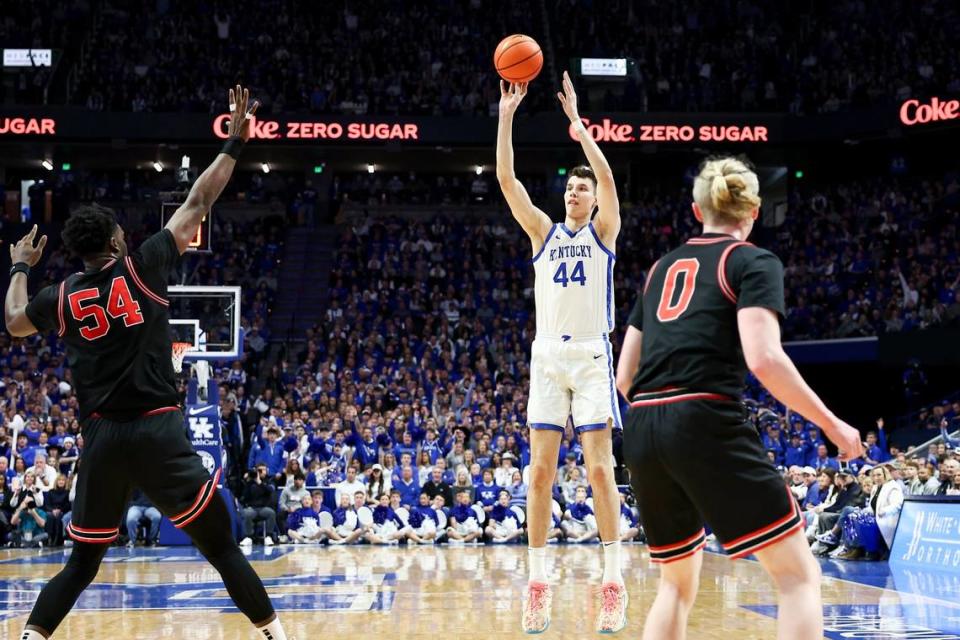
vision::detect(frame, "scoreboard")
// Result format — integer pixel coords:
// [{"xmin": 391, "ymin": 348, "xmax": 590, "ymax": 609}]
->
[{"xmin": 160, "ymin": 202, "xmax": 212, "ymax": 253}]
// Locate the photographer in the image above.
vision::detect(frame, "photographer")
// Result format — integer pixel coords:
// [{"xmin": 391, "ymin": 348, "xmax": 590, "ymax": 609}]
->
[
  {"xmin": 10, "ymin": 476, "xmax": 48, "ymax": 548},
  {"xmin": 239, "ymin": 463, "xmax": 278, "ymax": 546}
]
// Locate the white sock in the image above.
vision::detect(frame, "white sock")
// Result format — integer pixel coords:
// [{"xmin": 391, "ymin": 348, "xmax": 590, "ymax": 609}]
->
[
  {"xmin": 528, "ymin": 546, "xmax": 548, "ymax": 583},
  {"xmin": 20, "ymin": 631, "xmax": 46, "ymax": 640},
  {"xmin": 257, "ymin": 616, "xmax": 288, "ymax": 640},
  {"xmin": 602, "ymin": 541, "xmax": 624, "ymax": 585}
]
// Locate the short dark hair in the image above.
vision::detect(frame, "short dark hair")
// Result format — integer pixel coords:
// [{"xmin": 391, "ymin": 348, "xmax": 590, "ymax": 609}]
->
[
  {"xmin": 568, "ymin": 165, "xmax": 597, "ymax": 189},
  {"xmin": 61, "ymin": 205, "xmax": 117, "ymax": 259},
  {"xmin": 293, "ymin": 471, "xmax": 305, "ymax": 482}
]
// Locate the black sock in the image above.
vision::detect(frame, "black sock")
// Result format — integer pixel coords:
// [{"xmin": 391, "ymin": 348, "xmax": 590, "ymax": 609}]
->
[
  {"xmin": 26, "ymin": 542, "xmax": 109, "ymax": 634},
  {"xmin": 183, "ymin": 492, "xmax": 276, "ymax": 623}
]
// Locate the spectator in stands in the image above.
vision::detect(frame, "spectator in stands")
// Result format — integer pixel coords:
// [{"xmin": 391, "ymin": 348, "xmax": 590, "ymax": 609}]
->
[
  {"xmin": 366, "ymin": 464, "xmax": 391, "ymax": 504},
  {"xmin": 31, "ymin": 453, "xmax": 57, "ymax": 492},
  {"xmin": 476, "ymin": 469, "xmax": 499, "ymax": 513},
  {"xmin": 560, "ymin": 466, "xmax": 588, "ymax": 506},
  {"xmin": 495, "ymin": 452, "xmax": 518, "ymax": 487},
  {"xmin": 239, "ymin": 464, "xmax": 278, "ymax": 547},
  {"xmin": 43, "ymin": 473, "xmax": 71, "ymax": 547},
  {"xmin": 278, "ymin": 472, "xmax": 309, "ymax": 533},
  {"xmin": 334, "ymin": 466, "xmax": 366, "ymax": 505},
  {"xmin": 618, "ymin": 493, "xmax": 640, "ymax": 542},
  {"xmin": 902, "ymin": 461, "xmax": 922, "ymax": 495},
  {"xmin": 811, "ymin": 444, "xmax": 840, "ymax": 472},
  {"xmin": 936, "ymin": 458, "xmax": 959, "ymax": 496},
  {"xmin": 10, "ymin": 486, "xmax": 47, "ymax": 548},
  {"xmin": 325, "ymin": 493, "xmax": 364, "ymax": 546},
  {"xmin": 125, "ymin": 490, "xmax": 161, "ymax": 547},
  {"xmin": 507, "ymin": 469, "xmax": 527, "ymax": 508},
  {"xmin": 10, "ymin": 471, "xmax": 44, "ymax": 512},
  {"xmin": 452, "ymin": 469, "xmax": 474, "ymax": 501},
  {"xmin": 864, "ymin": 420, "xmax": 890, "ymax": 465},
  {"xmin": 248, "ymin": 426, "xmax": 285, "ymax": 483},
  {"xmin": 485, "ymin": 490, "xmax": 524, "ymax": 544},
  {"xmin": 395, "ymin": 466, "xmax": 420, "ymax": 507},
  {"xmin": 562, "ymin": 486, "xmax": 598, "ymax": 544},
  {"xmin": 948, "ymin": 469, "xmax": 960, "ymax": 496},
  {"xmin": 446, "ymin": 490, "xmax": 482, "ymax": 544},
  {"xmin": 0, "ymin": 474, "xmax": 12, "ymax": 544},
  {"xmin": 423, "ymin": 467, "xmax": 453, "ymax": 506},
  {"xmin": 286, "ymin": 494, "xmax": 324, "ymax": 544},
  {"xmin": 917, "ymin": 463, "xmax": 941, "ymax": 495}
]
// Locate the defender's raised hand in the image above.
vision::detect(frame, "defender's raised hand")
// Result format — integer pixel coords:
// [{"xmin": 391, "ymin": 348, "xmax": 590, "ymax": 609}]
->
[
  {"xmin": 556, "ymin": 70, "xmax": 580, "ymax": 123},
  {"xmin": 9, "ymin": 225, "xmax": 47, "ymax": 267},
  {"xmin": 227, "ymin": 84, "xmax": 260, "ymax": 141},
  {"xmin": 499, "ymin": 80, "xmax": 529, "ymax": 117}
]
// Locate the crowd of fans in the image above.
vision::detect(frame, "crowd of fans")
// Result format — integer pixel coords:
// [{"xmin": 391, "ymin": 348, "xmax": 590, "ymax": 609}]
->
[
  {"xmin": 11, "ymin": 0, "xmax": 956, "ymax": 115},
  {"xmin": 2, "ymin": 165, "xmax": 960, "ymax": 555}
]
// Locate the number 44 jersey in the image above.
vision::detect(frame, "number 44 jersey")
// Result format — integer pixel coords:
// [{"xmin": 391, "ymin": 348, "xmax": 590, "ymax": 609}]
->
[
  {"xmin": 25, "ymin": 230, "xmax": 182, "ymax": 421},
  {"xmin": 627, "ymin": 233, "xmax": 786, "ymax": 402},
  {"xmin": 532, "ymin": 222, "xmax": 616, "ymax": 338}
]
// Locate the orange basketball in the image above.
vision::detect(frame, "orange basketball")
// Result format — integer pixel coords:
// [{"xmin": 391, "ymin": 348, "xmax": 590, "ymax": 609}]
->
[{"xmin": 494, "ymin": 34, "xmax": 543, "ymax": 84}]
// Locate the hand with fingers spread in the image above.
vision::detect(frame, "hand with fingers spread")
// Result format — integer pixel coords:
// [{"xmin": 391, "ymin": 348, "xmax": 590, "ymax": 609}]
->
[
  {"xmin": 556, "ymin": 70, "xmax": 580, "ymax": 123},
  {"xmin": 10, "ymin": 225, "xmax": 48, "ymax": 268},
  {"xmin": 499, "ymin": 80, "xmax": 529, "ymax": 118},
  {"xmin": 227, "ymin": 84, "xmax": 260, "ymax": 141}
]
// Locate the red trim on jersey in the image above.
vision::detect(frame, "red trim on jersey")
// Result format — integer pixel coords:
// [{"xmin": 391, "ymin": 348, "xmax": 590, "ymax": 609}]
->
[
  {"xmin": 66, "ymin": 523, "xmax": 119, "ymax": 544},
  {"xmin": 647, "ymin": 528, "xmax": 705, "ymax": 553},
  {"xmin": 99, "ymin": 258, "xmax": 117, "ymax": 271},
  {"xmin": 90, "ymin": 406, "xmax": 181, "ymax": 420},
  {"xmin": 124, "ymin": 257, "xmax": 168, "ymax": 306},
  {"xmin": 172, "ymin": 468, "xmax": 222, "ymax": 528},
  {"xmin": 143, "ymin": 406, "xmax": 180, "ymax": 417},
  {"xmin": 68, "ymin": 524, "xmax": 119, "ymax": 534},
  {"xmin": 630, "ymin": 392, "xmax": 732, "ymax": 407},
  {"xmin": 721, "ymin": 487, "xmax": 799, "ymax": 549},
  {"xmin": 728, "ymin": 522, "xmax": 803, "ymax": 560},
  {"xmin": 717, "ymin": 242, "xmax": 752, "ymax": 304},
  {"xmin": 686, "ymin": 237, "xmax": 730, "ymax": 245},
  {"xmin": 650, "ymin": 541, "xmax": 706, "ymax": 564},
  {"xmin": 632, "ymin": 386, "xmax": 685, "ymax": 397},
  {"xmin": 56, "ymin": 281, "xmax": 66, "ymax": 337},
  {"xmin": 643, "ymin": 259, "xmax": 660, "ymax": 296}
]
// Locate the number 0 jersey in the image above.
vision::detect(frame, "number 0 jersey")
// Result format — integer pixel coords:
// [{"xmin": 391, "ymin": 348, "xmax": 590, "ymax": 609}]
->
[
  {"xmin": 25, "ymin": 230, "xmax": 182, "ymax": 422},
  {"xmin": 626, "ymin": 233, "xmax": 785, "ymax": 401},
  {"xmin": 532, "ymin": 222, "xmax": 616, "ymax": 337}
]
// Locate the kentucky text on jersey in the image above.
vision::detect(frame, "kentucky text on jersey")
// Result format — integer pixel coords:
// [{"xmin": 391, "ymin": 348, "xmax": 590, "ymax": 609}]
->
[{"xmin": 549, "ymin": 245, "xmax": 593, "ymax": 261}]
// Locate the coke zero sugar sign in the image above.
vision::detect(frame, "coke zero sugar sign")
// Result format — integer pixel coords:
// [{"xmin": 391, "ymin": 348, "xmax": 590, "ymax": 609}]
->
[
  {"xmin": 211, "ymin": 114, "xmax": 418, "ymax": 141},
  {"xmin": 568, "ymin": 117, "xmax": 770, "ymax": 144}
]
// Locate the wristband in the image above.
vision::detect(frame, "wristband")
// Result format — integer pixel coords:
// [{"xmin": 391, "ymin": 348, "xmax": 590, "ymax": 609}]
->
[
  {"xmin": 9, "ymin": 262, "xmax": 29, "ymax": 278},
  {"xmin": 221, "ymin": 136, "xmax": 246, "ymax": 160}
]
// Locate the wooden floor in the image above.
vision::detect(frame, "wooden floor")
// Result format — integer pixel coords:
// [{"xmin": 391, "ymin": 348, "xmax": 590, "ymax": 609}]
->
[{"xmin": 0, "ymin": 542, "xmax": 955, "ymax": 639}]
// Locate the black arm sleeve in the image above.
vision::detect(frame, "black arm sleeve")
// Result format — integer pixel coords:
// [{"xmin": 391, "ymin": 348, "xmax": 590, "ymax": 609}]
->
[
  {"xmin": 24, "ymin": 284, "xmax": 62, "ymax": 334},
  {"xmin": 732, "ymin": 249, "xmax": 786, "ymax": 318},
  {"xmin": 627, "ymin": 295, "xmax": 643, "ymax": 330},
  {"xmin": 132, "ymin": 229, "xmax": 180, "ymax": 281}
]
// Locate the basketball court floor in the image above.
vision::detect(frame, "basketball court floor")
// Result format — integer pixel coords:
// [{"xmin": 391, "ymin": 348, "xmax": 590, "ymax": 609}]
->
[{"xmin": 1, "ymin": 543, "xmax": 957, "ymax": 639}]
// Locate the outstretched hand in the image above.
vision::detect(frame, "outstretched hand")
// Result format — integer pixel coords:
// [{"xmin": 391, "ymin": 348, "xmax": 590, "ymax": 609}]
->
[
  {"xmin": 556, "ymin": 70, "xmax": 580, "ymax": 122},
  {"xmin": 9, "ymin": 225, "xmax": 47, "ymax": 267},
  {"xmin": 227, "ymin": 84, "xmax": 260, "ymax": 141},
  {"xmin": 499, "ymin": 80, "xmax": 528, "ymax": 117}
]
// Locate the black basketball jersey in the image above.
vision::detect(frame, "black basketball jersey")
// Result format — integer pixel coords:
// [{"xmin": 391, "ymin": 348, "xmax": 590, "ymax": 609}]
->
[
  {"xmin": 626, "ymin": 233, "xmax": 785, "ymax": 401},
  {"xmin": 25, "ymin": 230, "xmax": 182, "ymax": 421}
]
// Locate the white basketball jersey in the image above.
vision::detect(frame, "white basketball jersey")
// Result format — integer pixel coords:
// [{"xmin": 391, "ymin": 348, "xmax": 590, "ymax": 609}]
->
[{"xmin": 533, "ymin": 222, "xmax": 615, "ymax": 337}]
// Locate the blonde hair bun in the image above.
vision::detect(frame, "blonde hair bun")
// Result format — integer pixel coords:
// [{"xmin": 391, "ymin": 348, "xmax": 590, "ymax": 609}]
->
[{"xmin": 694, "ymin": 157, "xmax": 761, "ymax": 224}]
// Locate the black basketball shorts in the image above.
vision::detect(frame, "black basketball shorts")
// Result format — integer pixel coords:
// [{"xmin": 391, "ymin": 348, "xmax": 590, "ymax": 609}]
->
[
  {"xmin": 66, "ymin": 408, "xmax": 220, "ymax": 544},
  {"xmin": 623, "ymin": 396, "xmax": 802, "ymax": 563}
]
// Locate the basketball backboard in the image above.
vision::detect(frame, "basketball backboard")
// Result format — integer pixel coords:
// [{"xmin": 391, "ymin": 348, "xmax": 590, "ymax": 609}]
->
[{"xmin": 167, "ymin": 285, "xmax": 243, "ymax": 362}]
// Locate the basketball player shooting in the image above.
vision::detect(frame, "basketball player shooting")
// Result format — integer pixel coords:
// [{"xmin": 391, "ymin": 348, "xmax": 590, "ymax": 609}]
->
[
  {"xmin": 4, "ymin": 86, "xmax": 290, "ymax": 640},
  {"xmin": 497, "ymin": 71, "xmax": 627, "ymax": 634}
]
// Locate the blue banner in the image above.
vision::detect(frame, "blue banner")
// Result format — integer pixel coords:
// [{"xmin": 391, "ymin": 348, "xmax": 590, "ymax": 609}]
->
[
  {"xmin": 890, "ymin": 497, "xmax": 960, "ymax": 571},
  {"xmin": 184, "ymin": 403, "xmax": 224, "ymax": 477}
]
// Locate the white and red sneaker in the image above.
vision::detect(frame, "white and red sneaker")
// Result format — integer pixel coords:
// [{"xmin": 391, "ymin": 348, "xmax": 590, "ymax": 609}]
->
[
  {"xmin": 521, "ymin": 581, "xmax": 553, "ymax": 634},
  {"xmin": 596, "ymin": 582, "xmax": 628, "ymax": 633}
]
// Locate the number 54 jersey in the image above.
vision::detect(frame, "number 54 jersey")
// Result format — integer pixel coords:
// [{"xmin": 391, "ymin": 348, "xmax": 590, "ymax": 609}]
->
[
  {"xmin": 25, "ymin": 230, "xmax": 182, "ymax": 422},
  {"xmin": 532, "ymin": 222, "xmax": 616, "ymax": 338},
  {"xmin": 626, "ymin": 233, "xmax": 785, "ymax": 404}
]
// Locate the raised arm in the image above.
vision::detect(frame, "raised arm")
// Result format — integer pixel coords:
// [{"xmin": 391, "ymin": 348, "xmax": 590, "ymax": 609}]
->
[
  {"xmin": 496, "ymin": 81, "xmax": 552, "ymax": 254},
  {"xmin": 738, "ymin": 307, "xmax": 865, "ymax": 461},
  {"xmin": 165, "ymin": 85, "xmax": 258, "ymax": 254},
  {"xmin": 5, "ymin": 225, "xmax": 47, "ymax": 337},
  {"xmin": 557, "ymin": 71, "xmax": 620, "ymax": 246}
]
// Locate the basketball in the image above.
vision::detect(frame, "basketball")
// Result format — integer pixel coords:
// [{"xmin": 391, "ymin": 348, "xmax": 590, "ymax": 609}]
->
[{"xmin": 494, "ymin": 34, "xmax": 543, "ymax": 83}]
